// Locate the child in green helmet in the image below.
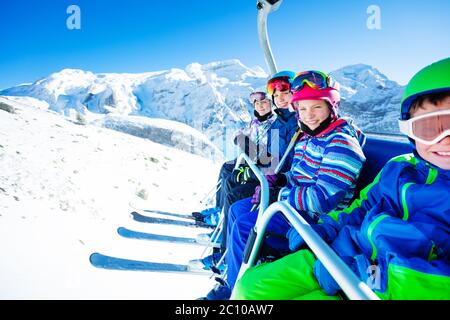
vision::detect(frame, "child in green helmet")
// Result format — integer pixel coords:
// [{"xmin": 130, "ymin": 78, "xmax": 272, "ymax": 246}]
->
[{"xmin": 233, "ymin": 57, "xmax": 450, "ymax": 300}]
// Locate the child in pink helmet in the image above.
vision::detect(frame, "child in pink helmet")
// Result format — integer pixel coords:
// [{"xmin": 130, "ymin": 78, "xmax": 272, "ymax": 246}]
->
[{"xmin": 201, "ymin": 70, "xmax": 366, "ymax": 300}]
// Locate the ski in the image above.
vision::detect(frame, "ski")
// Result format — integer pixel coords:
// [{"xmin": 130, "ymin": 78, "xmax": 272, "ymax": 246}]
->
[
  {"xmin": 89, "ymin": 253, "xmax": 210, "ymax": 275},
  {"xmin": 128, "ymin": 202, "xmax": 197, "ymax": 220},
  {"xmin": 130, "ymin": 211, "xmax": 214, "ymax": 229},
  {"xmin": 117, "ymin": 227, "xmax": 218, "ymax": 247},
  {"xmin": 118, "ymin": 227, "xmax": 200, "ymax": 245},
  {"xmin": 140, "ymin": 209, "xmax": 196, "ymax": 220}
]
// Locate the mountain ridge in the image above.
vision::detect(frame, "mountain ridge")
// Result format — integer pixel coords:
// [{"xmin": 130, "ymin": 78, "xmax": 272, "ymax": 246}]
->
[{"xmin": 0, "ymin": 60, "xmax": 404, "ymax": 157}]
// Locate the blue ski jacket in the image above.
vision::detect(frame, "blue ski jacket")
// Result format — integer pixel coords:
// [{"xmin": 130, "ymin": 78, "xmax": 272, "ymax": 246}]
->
[
  {"xmin": 267, "ymin": 108, "xmax": 298, "ymax": 172},
  {"xmin": 313, "ymin": 153, "xmax": 450, "ymax": 299}
]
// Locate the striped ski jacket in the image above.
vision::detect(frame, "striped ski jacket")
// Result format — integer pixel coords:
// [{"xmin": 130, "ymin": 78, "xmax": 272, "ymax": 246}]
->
[{"xmin": 280, "ymin": 118, "xmax": 366, "ymax": 220}]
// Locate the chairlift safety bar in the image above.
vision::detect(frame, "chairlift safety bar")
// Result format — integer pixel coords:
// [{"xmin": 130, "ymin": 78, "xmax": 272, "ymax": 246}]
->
[
  {"xmin": 231, "ymin": 201, "xmax": 380, "ymax": 300},
  {"xmin": 234, "ymin": 153, "xmax": 269, "ymax": 216}
]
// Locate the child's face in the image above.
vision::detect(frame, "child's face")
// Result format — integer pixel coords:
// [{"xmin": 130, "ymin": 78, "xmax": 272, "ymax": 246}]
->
[
  {"xmin": 254, "ymin": 99, "xmax": 272, "ymax": 116},
  {"xmin": 273, "ymin": 90, "xmax": 292, "ymax": 109},
  {"xmin": 411, "ymin": 96, "xmax": 450, "ymax": 170},
  {"xmin": 294, "ymin": 99, "xmax": 331, "ymax": 130}
]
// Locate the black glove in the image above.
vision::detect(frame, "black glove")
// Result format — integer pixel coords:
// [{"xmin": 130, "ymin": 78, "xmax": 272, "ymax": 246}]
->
[
  {"xmin": 268, "ymin": 173, "xmax": 288, "ymax": 188},
  {"xmin": 231, "ymin": 165, "xmax": 253, "ymax": 184},
  {"xmin": 251, "ymin": 186, "xmax": 282, "ymax": 205},
  {"xmin": 268, "ymin": 186, "xmax": 282, "ymax": 204}
]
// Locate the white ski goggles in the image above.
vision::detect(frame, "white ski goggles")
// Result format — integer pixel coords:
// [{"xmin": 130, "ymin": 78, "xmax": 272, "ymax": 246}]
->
[{"xmin": 398, "ymin": 109, "xmax": 450, "ymax": 145}]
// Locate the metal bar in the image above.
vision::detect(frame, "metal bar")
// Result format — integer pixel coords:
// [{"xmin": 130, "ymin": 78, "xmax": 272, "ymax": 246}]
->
[
  {"xmin": 234, "ymin": 153, "xmax": 269, "ymax": 215},
  {"xmin": 231, "ymin": 201, "xmax": 379, "ymax": 300},
  {"xmin": 274, "ymin": 128, "xmax": 302, "ymax": 173},
  {"xmin": 256, "ymin": 0, "xmax": 283, "ymax": 75},
  {"xmin": 199, "ymin": 208, "xmax": 225, "ymax": 259}
]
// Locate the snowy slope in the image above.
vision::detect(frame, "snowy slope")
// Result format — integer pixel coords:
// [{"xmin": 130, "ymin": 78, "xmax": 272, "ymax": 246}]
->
[
  {"xmin": 0, "ymin": 60, "xmax": 405, "ymax": 160},
  {"xmin": 0, "ymin": 96, "xmax": 221, "ymax": 299}
]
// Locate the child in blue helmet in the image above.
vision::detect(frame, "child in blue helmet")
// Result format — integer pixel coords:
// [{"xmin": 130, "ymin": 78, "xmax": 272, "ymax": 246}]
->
[
  {"xmin": 190, "ymin": 73, "xmax": 299, "ymax": 272},
  {"xmin": 194, "ymin": 72, "xmax": 298, "ymax": 224},
  {"xmin": 222, "ymin": 71, "xmax": 299, "ymax": 227},
  {"xmin": 233, "ymin": 58, "xmax": 450, "ymax": 300},
  {"xmin": 194, "ymin": 73, "xmax": 299, "ymax": 221},
  {"xmin": 211, "ymin": 73, "xmax": 299, "ymax": 262},
  {"xmin": 232, "ymin": 71, "xmax": 298, "ymax": 179},
  {"xmin": 267, "ymin": 70, "xmax": 299, "ymax": 158}
]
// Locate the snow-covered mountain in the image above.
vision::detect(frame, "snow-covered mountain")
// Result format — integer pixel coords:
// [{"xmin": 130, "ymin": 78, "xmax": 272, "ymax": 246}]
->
[
  {"xmin": 0, "ymin": 60, "xmax": 267, "ymax": 159},
  {"xmin": 0, "ymin": 60, "xmax": 404, "ymax": 159},
  {"xmin": 330, "ymin": 64, "xmax": 403, "ymax": 134}
]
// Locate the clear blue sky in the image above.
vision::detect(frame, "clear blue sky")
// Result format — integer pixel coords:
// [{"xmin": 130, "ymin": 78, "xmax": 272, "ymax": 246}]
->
[{"xmin": 1, "ymin": 0, "xmax": 449, "ymax": 90}]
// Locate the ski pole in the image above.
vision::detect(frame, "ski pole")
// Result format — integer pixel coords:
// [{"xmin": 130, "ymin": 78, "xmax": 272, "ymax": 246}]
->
[
  {"xmin": 200, "ymin": 179, "xmax": 222, "ymax": 207},
  {"xmin": 210, "ymin": 248, "xmax": 228, "ymax": 279},
  {"xmin": 200, "ymin": 208, "xmax": 224, "ymax": 259},
  {"xmin": 274, "ymin": 128, "xmax": 302, "ymax": 174}
]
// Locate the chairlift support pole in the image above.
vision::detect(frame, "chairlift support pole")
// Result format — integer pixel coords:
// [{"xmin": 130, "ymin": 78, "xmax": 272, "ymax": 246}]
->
[{"xmin": 257, "ymin": 0, "xmax": 283, "ymax": 75}]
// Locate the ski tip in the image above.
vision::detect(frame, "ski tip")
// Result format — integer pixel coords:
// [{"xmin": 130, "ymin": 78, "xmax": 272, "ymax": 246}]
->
[
  {"xmin": 129, "ymin": 211, "xmax": 138, "ymax": 218},
  {"xmin": 89, "ymin": 252, "xmax": 101, "ymax": 264}
]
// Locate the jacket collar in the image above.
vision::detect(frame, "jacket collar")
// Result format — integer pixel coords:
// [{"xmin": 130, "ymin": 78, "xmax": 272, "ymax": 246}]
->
[
  {"xmin": 414, "ymin": 150, "xmax": 450, "ymax": 180},
  {"xmin": 253, "ymin": 110, "xmax": 274, "ymax": 122},
  {"xmin": 301, "ymin": 118, "xmax": 347, "ymax": 138}
]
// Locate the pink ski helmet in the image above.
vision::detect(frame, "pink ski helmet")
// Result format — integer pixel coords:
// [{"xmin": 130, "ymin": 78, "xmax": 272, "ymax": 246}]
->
[{"xmin": 291, "ymin": 71, "xmax": 341, "ymax": 118}]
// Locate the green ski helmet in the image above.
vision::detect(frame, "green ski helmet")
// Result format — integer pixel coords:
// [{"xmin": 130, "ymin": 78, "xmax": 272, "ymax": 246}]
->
[{"xmin": 401, "ymin": 57, "xmax": 450, "ymax": 120}]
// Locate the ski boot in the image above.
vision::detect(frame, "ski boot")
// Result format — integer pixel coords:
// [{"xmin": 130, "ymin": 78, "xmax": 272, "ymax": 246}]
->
[
  {"xmin": 192, "ymin": 207, "xmax": 220, "ymax": 223},
  {"xmin": 197, "ymin": 277, "xmax": 231, "ymax": 300},
  {"xmin": 188, "ymin": 250, "xmax": 225, "ymax": 273}
]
